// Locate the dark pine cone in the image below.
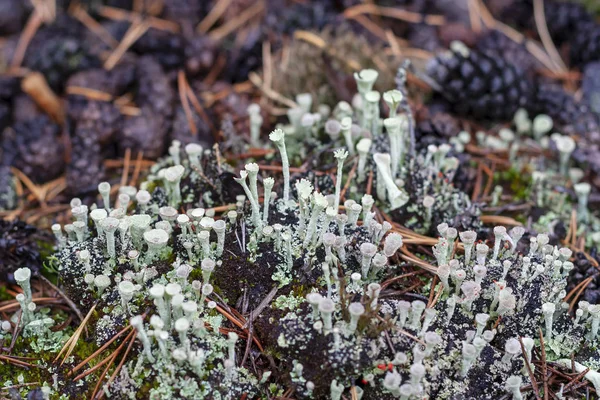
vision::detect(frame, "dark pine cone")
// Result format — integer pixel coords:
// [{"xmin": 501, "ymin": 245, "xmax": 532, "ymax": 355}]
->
[
  {"xmin": 567, "ymin": 251, "xmax": 600, "ymax": 304},
  {"xmin": 160, "ymin": 0, "xmax": 209, "ymax": 27},
  {"xmin": 0, "ymin": 0, "xmax": 27, "ymax": 35},
  {"xmin": 117, "ymin": 56, "xmax": 174, "ymax": 159},
  {"xmin": 66, "ymin": 127, "xmax": 105, "ymax": 195},
  {"xmin": 0, "ymin": 219, "xmax": 47, "ymax": 283},
  {"xmin": 22, "ymin": 16, "xmax": 100, "ymax": 91},
  {"xmin": 170, "ymin": 105, "xmax": 214, "ymax": 149},
  {"xmin": 0, "ymin": 76, "xmax": 22, "ymax": 130},
  {"xmin": 0, "ymin": 166, "xmax": 16, "ymax": 211},
  {"xmin": 476, "ymin": 30, "xmax": 541, "ymax": 76},
  {"xmin": 416, "ymin": 111, "xmax": 461, "ymax": 150},
  {"xmin": 223, "ymin": 26, "xmax": 263, "ymax": 83},
  {"xmin": 570, "ymin": 21, "xmax": 600, "ymax": 68},
  {"xmin": 133, "ymin": 28, "xmax": 186, "ymax": 71},
  {"xmin": 0, "ymin": 75, "xmax": 21, "ymax": 100},
  {"xmin": 263, "ymin": 0, "xmax": 342, "ymax": 37},
  {"xmin": 64, "ymin": 91, "xmax": 122, "ymax": 194},
  {"xmin": 493, "ymin": 0, "xmax": 593, "ymax": 46},
  {"xmin": 66, "ymin": 95, "xmax": 123, "ymax": 145},
  {"xmin": 529, "ymin": 82, "xmax": 600, "ymax": 141},
  {"xmin": 66, "ymin": 64, "xmax": 136, "ymax": 98},
  {"xmin": 1, "ymin": 115, "xmax": 64, "ymax": 183},
  {"xmin": 184, "ymin": 36, "xmax": 218, "ymax": 78},
  {"xmin": 426, "ymin": 45, "xmax": 534, "ymax": 120},
  {"xmin": 192, "ymin": 80, "xmax": 252, "ymax": 139},
  {"xmin": 542, "ymin": 0, "xmax": 594, "ymax": 46},
  {"xmin": 0, "ymin": 102, "xmax": 10, "ymax": 134},
  {"xmin": 583, "ymin": 62, "xmax": 600, "ymax": 116}
]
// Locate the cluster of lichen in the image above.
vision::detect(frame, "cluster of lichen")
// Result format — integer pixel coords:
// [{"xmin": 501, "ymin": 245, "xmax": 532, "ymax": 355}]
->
[{"xmin": 2, "ymin": 68, "xmax": 599, "ymax": 400}]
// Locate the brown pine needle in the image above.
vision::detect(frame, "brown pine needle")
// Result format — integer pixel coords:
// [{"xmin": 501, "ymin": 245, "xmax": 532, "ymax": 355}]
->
[
  {"xmin": 66, "ymin": 86, "xmax": 113, "ymax": 102},
  {"xmin": 381, "ymin": 271, "xmax": 427, "ymax": 289},
  {"xmin": 567, "ymin": 276, "xmax": 594, "ymax": 312},
  {"xmin": 262, "ymin": 40, "xmax": 273, "ymax": 90},
  {"xmin": 0, "ymin": 354, "xmax": 41, "ymax": 369},
  {"xmin": 120, "ymin": 148, "xmax": 132, "ymax": 188},
  {"xmin": 476, "ymin": 0, "xmax": 559, "ymax": 72},
  {"xmin": 385, "ymin": 30, "xmax": 402, "ymax": 59},
  {"xmin": 248, "ymin": 72, "xmax": 298, "ymax": 109},
  {"xmin": 70, "ymin": 4, "xmax": 119, "ymax": 48},
  {"xmin": 0, "ymin": 297, "xmax": 61, "ymax": 313},
  {"xmin": 519, "ymin": 337, "xmax": 542, "ymax": 400},
  {"xmin": 99, "ymin": 6, "xmax": 180, "ymax": 33},
  {"xmin": 72, "ymin": 351, "xmax": 114, "ymax": 381},
  {"xmin": 539, "ymin": 328, "xmax": 549, "ymax": 400},
  {"xmin": 399, "ymin": 247, "xmax": 437, "ymax": 273},
  {"xmin": 55, "ymin": 304, "xmax": 96, "ymax": 365},
  {"xmin": 178, "ymin": 70, "xmax": 197, "ymax": 136},
  {"xmin": 10, "ymin": 167, "xmax": 45, "ymax": 204},
  {"xmin": 480, "ymin": 215, "xmax": 523, "ymax": 226},
  {"xmin": 10, "ymin": 11, "xmax": 43, "ymax": 69},
  {"xmin": 208, "ymin": 1, "xmax": 264, "ymax": 41},
  {"xmin": 21, "ymin": 72, "xmax": 65, "ymax": 125},
  {"xmin": 344, "ymin": 4, "xmax": 445, "ymax": 25},
  {"xmin": 129, "ymin": 151, "xmax": 145, "ymax": 187},
  {"xmin": 533, "ymin": 0, "xmax": 567, "ymax": 72},
  {"xmin": 70, "ymin": 324, "xmax": 133, "ymax": 375},
  {"xmin": 101, "ymin": 330, "xmax": 138, "ymax": 396},
  {"xmin": 91, "ymin": 350, "xmax": 119, "ymax": 399},
  {"xmin": 340, "ymin": 158, "xmax": 358, "ymax": 202},
  {"xmin": 184, "ymin": 78, "xmax": 216, "ymax": 136},
  {"xmin": 467, "ymin": 0, "xmax": 482, "ymax": 33},
  {"xmin": 212, "ymin": 301, "xmax": 264, "ymax": 351},
  {"xmin": 104, "ymin": 20, "xmax": 149, "ymax": 70},
  {"xmin": 38, "ymin": 275, "xmax": 84, "ymax": 323},
  {"xmin": 197, "ymin": 0, "xmax": 233, "ymax": 33},
  {"xmin": 294, "ymin": 30, "xmax": 362, "ymax": 70}
]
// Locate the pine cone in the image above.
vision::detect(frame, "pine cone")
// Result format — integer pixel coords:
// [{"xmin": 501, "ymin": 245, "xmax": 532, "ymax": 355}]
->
[
  {"xmin": 416, "ymin": 111, "xmax": 461, "ymax": 149},
  {"xmin": 0, "ymin": 219, "xmax": 46, "ymax": 282},
  {"xmin": 426, "ymin": 45, "xmax": 533, "ymax": 120},
  {"xmin": 0, "ymin": 166, "xmax": 16, "ymax": 211},
  {"xmin": 542, "ymin": 0, "xmax": 594, "ymax": 46},
  {"xmin": 161, "ymin": 0, "xmax": 209, "ymax": 27},
  {"xmin": 568, "ymin": 251, "xmax": 600, "ymax": 304},
  {"xmin": 66, "ymin": 127, "xmax": 105, "ymax": 195},
  {"xmin": 570, "ymin": 21, "xmax": 600, "ymax": 68},
  {"xmin": 22, "ymin": 16, "xmax": 99, "ymax": 91},
  {"xmin": 2, "ymin": 115, "xmax": 64, "ymax": 183},
  {"xmin": 476, "ymin": 30, "xmax": 541, "ymax": 76},
  {"xmin": 66, "ymin": 65, "xmax": 135, "ymax": 98},
  {"xmin": 117, "ymin": 56, "xmax": 174, "ymax": 158},
  {"xmin": 0, "ymin": 0, "xmax": 26, "ymax": 35},
  {"xmin": 583, "ymin": 62, "xmax": 600, "ymax": 115},
  {"xmin": 170, "ymin": 105, "xmax": 214, "ymax": 148},
  {"xmin": 529, "ymin": 82, "xmax": 600, "ymax": 141},
  {"xmin": 133, "ymin": 28, "xmax": 185, "ymax": 71}
]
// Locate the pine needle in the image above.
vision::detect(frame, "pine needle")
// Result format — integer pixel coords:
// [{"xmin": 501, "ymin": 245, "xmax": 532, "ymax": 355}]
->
[{"xmin": 54, "ymin": 304, "xmax": 96, "ymax": 365}]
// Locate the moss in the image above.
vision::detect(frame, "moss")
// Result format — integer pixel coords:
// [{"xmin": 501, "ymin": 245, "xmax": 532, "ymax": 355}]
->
[{"xmin": 496, "ymin": 166, "xmax": 533, "ymax": 201}]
